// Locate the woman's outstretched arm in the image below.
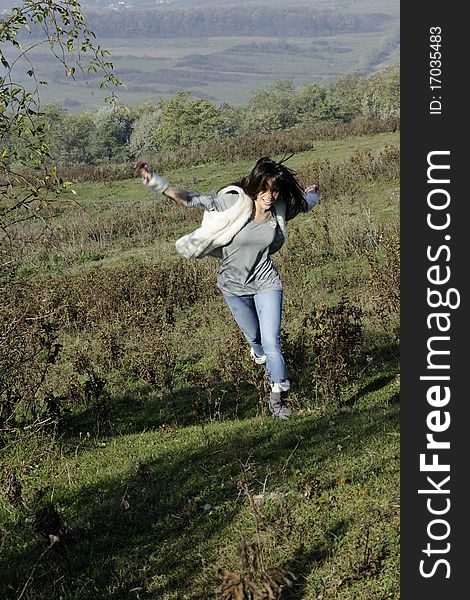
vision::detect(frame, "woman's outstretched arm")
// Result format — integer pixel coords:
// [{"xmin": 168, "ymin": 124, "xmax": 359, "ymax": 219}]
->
[
  {"xmin": 136, "ymin": 162, "xmax": 192, "ymax": 206},
  {"xmin": 136, "ymin": 163, "xmax": 237, "ymax": 212},
  {"xmin": 304, "ymin": 184, "xmax": 320, "ymax": 210}
]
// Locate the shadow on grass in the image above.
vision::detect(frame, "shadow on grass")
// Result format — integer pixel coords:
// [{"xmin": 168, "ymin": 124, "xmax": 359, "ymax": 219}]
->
[
  {"xmin": 2, "ymin": 391, "xmax": 399, "ymax": 600},
  {"xmin": 64, "ymin": 377, "xmax": 263, "ymax": 439},
  {"xmin": 68, "ymin": 335, "xmax": 400, "ymax": 440},
  {"xmin": 341, "ymin": 373, "xmax": 397, "ymax": 408}
]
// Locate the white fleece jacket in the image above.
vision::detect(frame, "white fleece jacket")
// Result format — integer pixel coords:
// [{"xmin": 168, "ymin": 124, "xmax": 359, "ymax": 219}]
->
[{"xmin": 175, "ymin": 185, "xmax": 288, "ymax": 260}]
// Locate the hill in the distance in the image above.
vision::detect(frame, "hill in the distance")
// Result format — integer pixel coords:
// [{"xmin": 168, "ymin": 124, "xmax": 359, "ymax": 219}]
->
[{"xmin": 2, "ymin": 0, "xmax": 399, "ymax": 111}]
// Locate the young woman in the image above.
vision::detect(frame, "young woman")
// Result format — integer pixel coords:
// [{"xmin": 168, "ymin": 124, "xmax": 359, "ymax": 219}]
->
[{"xmin": 137, "ymin": 157, "xmax": 319, "ymax": 419}]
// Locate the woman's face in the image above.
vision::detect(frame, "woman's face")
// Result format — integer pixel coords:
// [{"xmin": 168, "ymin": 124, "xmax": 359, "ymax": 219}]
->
[{"xmin": 255, "ymin": 184, "xmax": 279, "ymax": 211}]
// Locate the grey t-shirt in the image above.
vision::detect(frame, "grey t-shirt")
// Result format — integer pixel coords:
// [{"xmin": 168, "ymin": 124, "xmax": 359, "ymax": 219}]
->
[{"xmin": 186, "ymin": 192, "xmax": 284, "ymax": 296}]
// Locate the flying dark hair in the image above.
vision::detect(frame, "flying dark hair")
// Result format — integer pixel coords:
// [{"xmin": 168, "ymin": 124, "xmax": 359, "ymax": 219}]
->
[{"xmin": 240, "ymin": 156, "xmax": 307, "ymax": 220}]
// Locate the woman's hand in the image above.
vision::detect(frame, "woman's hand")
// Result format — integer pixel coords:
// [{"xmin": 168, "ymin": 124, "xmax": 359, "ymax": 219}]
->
[
  {"xmin": 305, "ymin": 184, "xmax": 319, "ymax": 194},
  {"xmin": 135, "ymin": 162, "xmax": 152, "ymax": 183},
  {"xmin": 304, "ymin": 183, "xmax": 320, "ymax": 210},
  {"xmin": 135, "ymin": 163, "xmax": 192, "ymax": 205},
  {"xmin": 135, "ymin": 163, "xmax": 169, "ymax": 194}
]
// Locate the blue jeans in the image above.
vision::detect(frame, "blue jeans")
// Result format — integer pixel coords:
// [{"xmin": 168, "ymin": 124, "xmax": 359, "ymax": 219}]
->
[{"xmin": 223, "ymin": 289, "xmax": 286, "ymax": 384}]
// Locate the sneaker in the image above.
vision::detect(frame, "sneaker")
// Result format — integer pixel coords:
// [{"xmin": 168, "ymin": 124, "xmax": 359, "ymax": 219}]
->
[
  {"xmin": 268, "ymin": 391, "xmax": 292, "ymax": 419},
  {"xmin": 270, "ymin": 379, "xmax": 290, "ymax": 393},
  {"xmin": 250, "ymin": 347, "xmax": 267, "ymax": 365}
]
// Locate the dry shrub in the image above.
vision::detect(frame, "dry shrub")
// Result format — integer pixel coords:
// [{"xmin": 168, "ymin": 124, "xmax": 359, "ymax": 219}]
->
[
  {"xmin": 0, "ymin": 258, "xmax": 219, "ymax": 430},
  {"xmin": 53, "ymin": 162, "xmax": 135, "ymax": 184},
  {"xmin": 31, "ymin": 202, "xmax": 200, "ymax": 266},
  {"xmin": 11, "ymin": 118, "xmax": 399, "ymax": 184},
  {"xmin": 185, "ymin": 367, "xmax": 220, "ymax": 421},
  {"xmin": 2, "ymin": 465, "xmax": 24, "ymax": 508},
  {"xmin": 145, "ymin": 117, "xmax": 399, "ymax": 177},
  {"xmin": 346, "ymin": 222, "xmax": 400, "ymax": 329},
  {"xmin": 213, "ymin": 324, "xmax": 269, "ymax": 418},
  {"xmin": 0, "ymin": 279, "xmax": 63, "ymax": 430},
  {"xmin": 124, "ymin": 323, "xmax": 176, "ymax": 396},
  {"xmin": 218, "ymin": 542, "xmax": 296, "ymax": 600},
  {"xmin": 74, "ymin": 347, "xmax": 112, "ymax": 433},
  {"xmin": 45, "ymin": 260, "xmax": 218, "ymax": 330},
  {"xmin": 25, "ymin": 502, "xmax": 79, "ymax": 549},
  {"xmin": 297, "ymin": 144, "xmax": 399, "ymax": 202},
  {"xmin": 286, "ymin": 299, "xmax": 363, "ymax": 406},
  {"xmin": 362, "ymin": 224, "xmax": 400, "ymax": 324}
]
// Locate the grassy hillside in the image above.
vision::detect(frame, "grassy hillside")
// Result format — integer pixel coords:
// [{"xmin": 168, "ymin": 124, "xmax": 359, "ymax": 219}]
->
[
  {"xmin": 0, "ymin": 130, "xmax": 400, "ymax": 599},
  {"xmin": 12, "ymin": 129, "xmax": 398, "ymax": 277}
]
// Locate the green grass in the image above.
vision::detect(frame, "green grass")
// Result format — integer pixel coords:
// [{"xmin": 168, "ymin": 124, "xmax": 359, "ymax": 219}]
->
[
  {"xmin": 0, "ymin": 130, "xmax": 400, "ymax": 599},
  {"xmin": 1, "ymin": 386, "xmax": 399, "ymax": 599},
  {"xmin": 63, "ymin": 130, "xmax": 399, "ymax": 209}
]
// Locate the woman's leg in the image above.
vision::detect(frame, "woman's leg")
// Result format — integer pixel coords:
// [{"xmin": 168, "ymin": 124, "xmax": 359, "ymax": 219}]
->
[
  {"xmin": 224, "ymin": 290, "xmax": 291, "ymax": 419},
  {"xmin": 222, "ymin": 294, "xmax": 265, "ymax": 360},
  {"xmin": 253, "ymin": 289, "xmax": 287, "ymax": 385}
]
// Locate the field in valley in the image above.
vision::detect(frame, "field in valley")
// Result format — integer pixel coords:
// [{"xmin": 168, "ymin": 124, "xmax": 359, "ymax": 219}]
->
[{"xmin": 3, "ymin": 0, "xmax": 399, "ymax": 111}]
